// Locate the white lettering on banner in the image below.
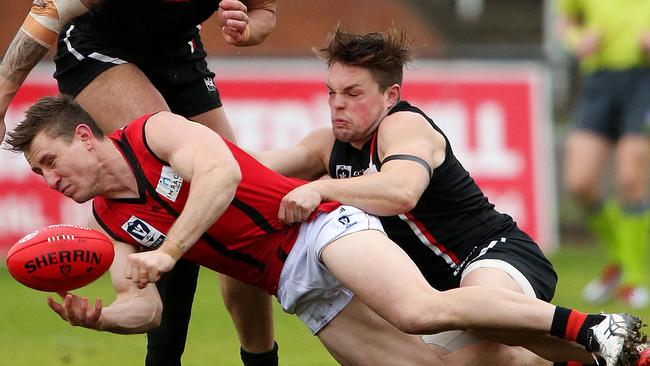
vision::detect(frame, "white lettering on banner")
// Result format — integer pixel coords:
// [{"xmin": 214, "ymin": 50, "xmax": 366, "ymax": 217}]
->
[
  {"xmin": 0, "ymin": 195, "xmax": 47, "ymax": 233},
  {"xmin": 482, "ymin": 188, "xmax": 527, "ymax": 228},
  {"xmin": 421, "ymin": 101, "xmax": 524, "ymax": 178},
  {"xmin": 0, "ymin": 151, "xmax": 33, "ymax": 180},
  {"xmin": 227, "ymin": 99, "xmax": 328, "ymax": 150},
  {"xmin": 420, "ymin": 101, "xmax": 470, "ymax": 162},
  {"xmin": 474, "ymin": 102, "xmax": 523, "ymax": 177}
]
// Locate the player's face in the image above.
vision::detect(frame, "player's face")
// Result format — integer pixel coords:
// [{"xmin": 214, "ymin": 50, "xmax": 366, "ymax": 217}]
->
[
  {"xmin": 326, "ymin": 62, "xmax": 394, "ymax": 147},
  {"xmin": 26, "ymin": 130, "xmax": 100, "ymax": 203}
]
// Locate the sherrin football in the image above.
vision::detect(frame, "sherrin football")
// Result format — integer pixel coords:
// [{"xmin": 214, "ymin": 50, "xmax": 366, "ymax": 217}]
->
[{"xmin": 6, "ymin": 224, "xmax": 114, "ymax": 292}]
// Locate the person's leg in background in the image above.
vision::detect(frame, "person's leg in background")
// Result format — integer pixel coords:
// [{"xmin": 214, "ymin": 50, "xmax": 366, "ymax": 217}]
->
[
  {"xmin": 610, "ymin": 68, "xmax": 650, "ymax": 307},
  {"xmin": 563, "ymin": 71, "xmax": 626, "ymax": 305},
  {"xmin": 564, "ymin": 129, "xmax": 623, "ymax": 303}
]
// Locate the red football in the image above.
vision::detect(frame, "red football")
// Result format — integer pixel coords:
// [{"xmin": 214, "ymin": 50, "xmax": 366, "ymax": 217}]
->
[{"xmin": 6, "ymin": 224, "xmax": 114, "ymax": 292}]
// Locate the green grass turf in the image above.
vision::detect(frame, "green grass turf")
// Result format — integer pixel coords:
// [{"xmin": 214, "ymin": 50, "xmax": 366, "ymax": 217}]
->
[{"xmin": 2, "ymin": 243, "xmax": 649, "ymax": 365}]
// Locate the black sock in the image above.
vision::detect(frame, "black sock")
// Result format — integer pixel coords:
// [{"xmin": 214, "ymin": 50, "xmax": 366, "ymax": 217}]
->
[{"xmin": 240, "ymin": 341, "xmax": 279, "ymax": 366}]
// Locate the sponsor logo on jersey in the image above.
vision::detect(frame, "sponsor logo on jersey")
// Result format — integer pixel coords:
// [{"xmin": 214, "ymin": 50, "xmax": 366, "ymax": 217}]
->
[
  {"xmin": 335, "ymin": 164, "xmax": 376, "ymax": 178},
  {"xmin": 336, "ymin": 165, "xmax": 352, "ymax": 178},
  {"xmin": 204, "ymin": 77, "xmax": 216, "ymax": 92},
  {"xmin": 157, "ymin": 166, "xmax": 183, "ymax": 202},
  {"xmin": 121, "ymin": 216, "xmax": 166, "ymax": 248}
]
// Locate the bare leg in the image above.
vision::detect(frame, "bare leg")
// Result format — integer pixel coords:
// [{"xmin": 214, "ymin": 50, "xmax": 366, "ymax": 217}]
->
[
  {"xmin": 75, "ymin": 64, "xmax": 169, "ymax": 132},
  {"xmin": 615, "ymin": 135, "xmax": 650, "ymax": 205},
  {"xmin": 191, "ymin": 107, "xmax": 237, "ymax": 143},
  {"xmin": 563, "ymin": 130, "xmax": 611, "ymax": 207},
  {"xmin": 219, "ymin": 274, "xmax": 275, "ymax": 352},
  {"xmin": 318, "ymin": 297, "xmax": 551, "ymax": 366},
  {"xmin": 321, "ymin": 230, "xmax": 557, "ymax": 335},
  {"xmin": 461, "ymin": 269, "xmax": 594, "ymax": 363}
]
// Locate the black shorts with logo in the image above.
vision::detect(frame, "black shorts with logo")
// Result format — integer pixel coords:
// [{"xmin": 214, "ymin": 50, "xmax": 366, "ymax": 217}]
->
[
  {"xmin": 459, "ymin": 227, "xmax": 558, "ymax": 302},
  {"xmin": 53, "ymin": 23, "xmax": 222, "ymax": 118}
]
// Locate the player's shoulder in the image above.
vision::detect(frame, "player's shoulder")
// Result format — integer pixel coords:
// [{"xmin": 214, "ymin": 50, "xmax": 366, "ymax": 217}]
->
[{"xmin": 380, "ymin": 107, "xmax": 433, "ymax": 135}]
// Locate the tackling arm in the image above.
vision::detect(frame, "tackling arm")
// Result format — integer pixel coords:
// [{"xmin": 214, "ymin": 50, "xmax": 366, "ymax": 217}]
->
[
  {"xmin": 279, "ymin": 112, "xmax": 440, "ymax": 223},
  {"xmin": 253, "ymin": 126, "xmax": 332, "ymax": 180},
  {"xmin": 316, "ymin": 112, "xmax": 439, "ymax": 215}
]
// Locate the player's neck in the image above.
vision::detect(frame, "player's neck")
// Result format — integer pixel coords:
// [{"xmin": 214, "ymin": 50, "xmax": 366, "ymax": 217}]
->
[{"xmin": 97, "ymin": 140, "xmax": 140, "ymax": 199}]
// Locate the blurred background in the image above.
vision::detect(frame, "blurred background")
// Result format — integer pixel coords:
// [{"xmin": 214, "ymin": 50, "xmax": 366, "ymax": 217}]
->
[{"xmin": 0, "ymin": 0, "xmax": 645, "ymax": 365}]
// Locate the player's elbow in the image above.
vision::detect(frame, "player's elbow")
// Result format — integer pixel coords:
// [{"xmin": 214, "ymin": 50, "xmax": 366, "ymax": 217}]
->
[
  {"xmin": 223, "ymin": 164, "xmax": 242, "ymax": 194},
  {"xmin": 145, "ymin": 299, "xmax": 164, "ymax": 330},
  {"xmin": 390, "ymin": 188, "xmax": 420, "ymax": 213}
]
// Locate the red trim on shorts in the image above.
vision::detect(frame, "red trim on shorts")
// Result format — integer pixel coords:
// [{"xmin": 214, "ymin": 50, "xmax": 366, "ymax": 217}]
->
[{"xmin": 404, "ymin": 212, "xmax": 461, "ymax": 265}]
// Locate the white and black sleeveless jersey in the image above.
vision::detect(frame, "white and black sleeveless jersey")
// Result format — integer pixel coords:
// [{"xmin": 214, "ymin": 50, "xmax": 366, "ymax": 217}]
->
[{"xmin": 328, "ymin": 101, "xmax": 519, "ymax": 290}]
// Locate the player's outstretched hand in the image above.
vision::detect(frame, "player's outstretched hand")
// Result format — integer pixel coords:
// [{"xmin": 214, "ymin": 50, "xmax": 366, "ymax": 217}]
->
[
  {"xmin": 48, "ymin": 292, "xmax": 103, "ymax": 329},
  {"xmin": 125, "ymin": 251, "xmax": 175, "ymax": 289},
  {"xmin": 218, "ymin": 0, "xmax": 250, "ymax": 45},
  {"xmin": 279, "ymin": 183, "xmax": 323, "ymax": 224}
]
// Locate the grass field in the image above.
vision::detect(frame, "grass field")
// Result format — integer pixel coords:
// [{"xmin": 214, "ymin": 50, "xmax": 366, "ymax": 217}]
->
[{"xmin": 2, "ymin": 243, "xmax": 649, "ymax": 366}]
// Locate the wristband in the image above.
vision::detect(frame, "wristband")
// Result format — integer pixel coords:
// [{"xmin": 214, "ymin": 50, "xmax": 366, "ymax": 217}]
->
[{"xmin": 240, "ymin": 341, "xmax": 279, "ymax": 366}]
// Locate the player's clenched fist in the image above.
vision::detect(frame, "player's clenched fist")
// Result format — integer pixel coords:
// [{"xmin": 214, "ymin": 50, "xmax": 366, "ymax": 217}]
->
[
  {"xmin": 125, "ymin": 251, "xmax": 175, "ymax": 288},
  {"xmin": 218, "ymin": 0, "xmax": 250, "ymax": 45}
]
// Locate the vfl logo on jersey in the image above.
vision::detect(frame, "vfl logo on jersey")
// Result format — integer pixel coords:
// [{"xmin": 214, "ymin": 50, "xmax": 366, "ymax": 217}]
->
[
  {"xmin": 336, "ymin": 165, "xmax": 352, "ymax": 178},
  {"xmin": 121, "ymin": 216, "xmax": 166, "ymax": 248},
  {"xmin": 157, "ymin": 166, "xmax": 183, "ymax": 202},
  {"xmin": 204, "ymin": 77, "xmax": 216, "ymax": 92},
  {"xmin": 337, "ymin": 215, "xmax": 358, "ymax": 229}
]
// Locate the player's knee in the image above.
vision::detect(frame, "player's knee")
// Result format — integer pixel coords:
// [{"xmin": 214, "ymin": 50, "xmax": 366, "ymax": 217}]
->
[
  {"xmin": 564, "ymin": 177, "xmax": 599, "ymax": 205},
  {"xmin": 386, "ymin": 297, "xmax": 453, "ymax": 334}
]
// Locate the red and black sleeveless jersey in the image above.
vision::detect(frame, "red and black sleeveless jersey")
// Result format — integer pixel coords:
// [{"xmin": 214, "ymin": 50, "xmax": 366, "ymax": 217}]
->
[
  {"xmin": 93, "ymin": 114, "xmax": 339, "ymax": 295},
  {"xmin": 72, "ymin": 0, "xmax": 219, "ymax": 49},
  {"xmin": 328, "ymin": 101, "xmax": 518, "ymax": 291}
]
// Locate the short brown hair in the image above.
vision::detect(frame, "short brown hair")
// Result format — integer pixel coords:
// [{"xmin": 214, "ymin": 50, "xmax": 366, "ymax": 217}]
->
[
  {"xmin": 5, "ymin": 94, "xmax": 104, "ymax": 153},
  {"xmin": 316, "ymin": 26, "xmax": 412, "ymax": 91}
]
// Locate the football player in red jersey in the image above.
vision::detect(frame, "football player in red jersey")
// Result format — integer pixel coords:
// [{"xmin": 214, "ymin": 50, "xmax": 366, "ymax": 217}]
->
[
  {"xmin": 5, "ymin": 95, "xmax": 647, "ymax": 366},
  {"xmin": 0, "ymin": 1, "xmax": 279, "ymax": 365}
]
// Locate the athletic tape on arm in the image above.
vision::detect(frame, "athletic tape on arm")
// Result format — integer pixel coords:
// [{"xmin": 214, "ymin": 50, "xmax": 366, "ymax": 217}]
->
[
  {"xmin": 382, "ymin": 154, "xmax": 433, "ymax": 178},
  {"xmin": 21, "ymin": 0, "xmax": 89, "ymax": 48}
]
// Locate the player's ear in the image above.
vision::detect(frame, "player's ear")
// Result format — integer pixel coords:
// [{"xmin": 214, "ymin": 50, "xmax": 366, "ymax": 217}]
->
[
  {"xmin": 75, "ymin": 124, "xmax": 95, "ymax": 148},
  {"xmin": 386, "ymin": 83, "xmax": 400, "ymax": 107}
]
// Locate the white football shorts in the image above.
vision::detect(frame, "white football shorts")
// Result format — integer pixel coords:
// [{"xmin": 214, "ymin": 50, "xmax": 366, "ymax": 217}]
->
[{"xmin": 277, "ymin": 205, "xmax": 384, "ymax": 334}]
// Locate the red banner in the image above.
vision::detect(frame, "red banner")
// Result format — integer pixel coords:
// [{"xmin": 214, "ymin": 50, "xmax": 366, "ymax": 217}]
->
[{"xmin": 0, "ymin": 62, "xmax": 556, "ymax": 252}]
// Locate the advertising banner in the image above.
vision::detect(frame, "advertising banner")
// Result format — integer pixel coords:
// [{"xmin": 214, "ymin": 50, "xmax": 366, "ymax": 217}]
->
[{"xmin": 0, "ymin": 61, "xmax": 556, "ymax": 252}]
